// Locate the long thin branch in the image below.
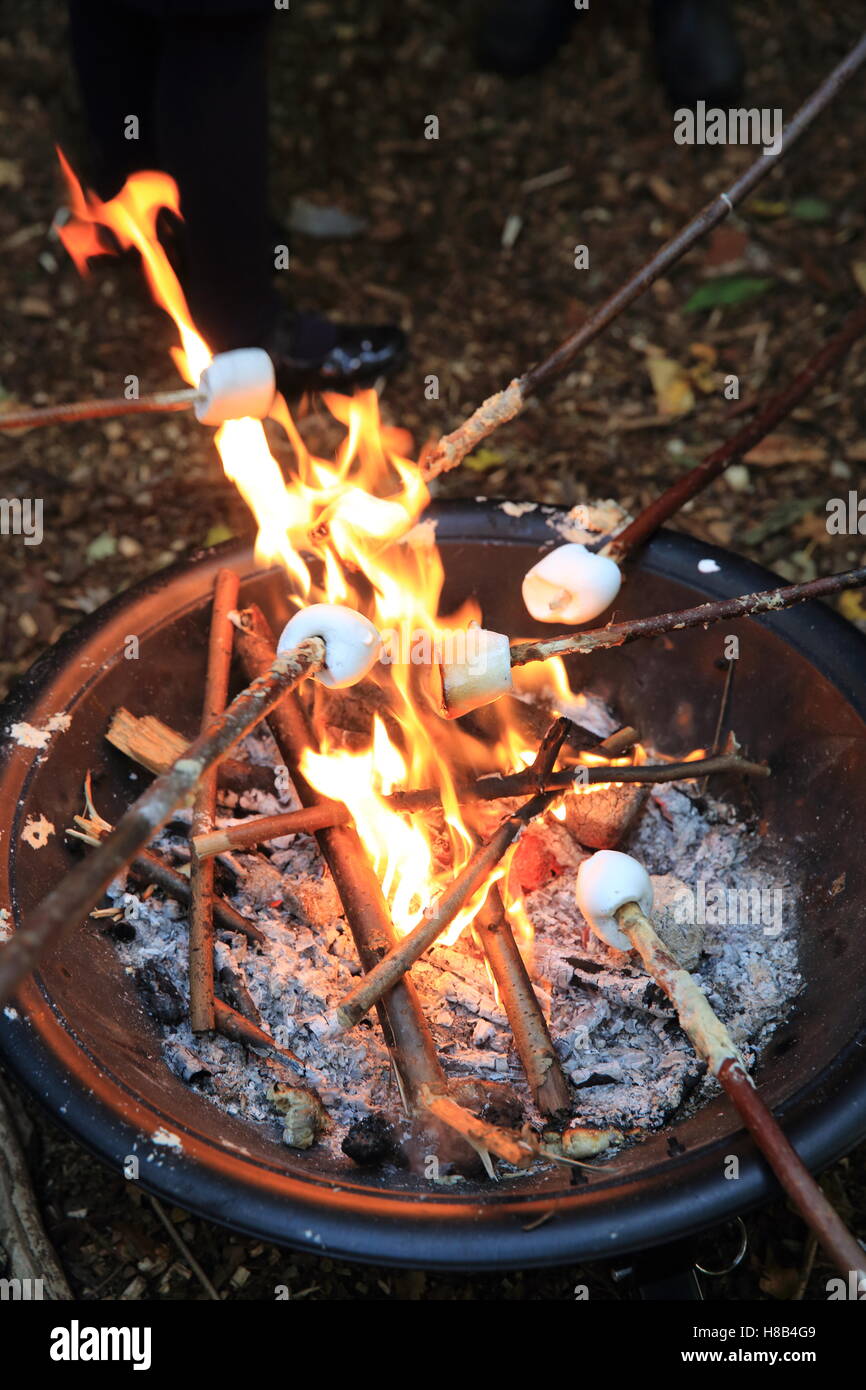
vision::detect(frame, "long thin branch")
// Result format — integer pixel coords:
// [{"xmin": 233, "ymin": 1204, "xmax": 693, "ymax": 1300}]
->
[
  {"xmin": 508, "ymin": 567, "xmax": 866, "ymax": 668},
  {"xmin": 194, "ymin": 750, "xmax": 767, "ymax": 855},
  {"xmin": 190, "ymin": 568, "xmax": 239, "ymax": 1033},
  {"xmin": 605, "ymin": 297, "xmax": 866, "ymax": 561},
  {"xmin": 0, "ymin": 638, "xmax": 325, "ymax": 1006},
  {"xmin": 0, "ymin": 387, "xmax": 198, "ymax": 431},
  {"xmin": 419, "ymin": 33, "xmax": 866, "ymax": 480}
]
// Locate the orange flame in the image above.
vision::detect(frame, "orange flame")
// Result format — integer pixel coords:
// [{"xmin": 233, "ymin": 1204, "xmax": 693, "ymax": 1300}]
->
[{"xmin": 56, "ymin": 154, "xmax": 645, "ymax": 949}]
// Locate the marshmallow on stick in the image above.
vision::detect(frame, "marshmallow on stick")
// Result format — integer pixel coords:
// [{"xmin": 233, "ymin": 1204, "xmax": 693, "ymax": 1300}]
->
[
  {"xmin": 576, "ymin": 850, "xmax": 866, "ymax": 1284},
  {"xmin": 194, "ymin": 348, "xmax": 276, "ymax": 426},
  {"xmin": 522, "ymin": 543, "xmax": 622, "ymax": 625},
  {"xmin": 278, "ymin": 604, "xmax": 382, "ymax": 689},
  {"xmin": 438, "ymin": 565, "xmax": 866, "ymax": 717}
]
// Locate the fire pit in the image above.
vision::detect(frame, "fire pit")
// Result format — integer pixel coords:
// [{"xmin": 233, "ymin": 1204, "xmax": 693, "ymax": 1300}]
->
[{"xmin": 2, "ymin": 500, "xmax": 866, "ymax": 1269}]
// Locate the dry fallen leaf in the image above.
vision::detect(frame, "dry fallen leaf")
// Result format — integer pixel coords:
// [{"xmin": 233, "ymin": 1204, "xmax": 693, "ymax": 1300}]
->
[
  {"xmin": 745, "ymin": 433, "xmax": 827, "ymax": 467},
  {"xmin": 644, "ymin": 350, "xmax": 695, "ymax": 418}
]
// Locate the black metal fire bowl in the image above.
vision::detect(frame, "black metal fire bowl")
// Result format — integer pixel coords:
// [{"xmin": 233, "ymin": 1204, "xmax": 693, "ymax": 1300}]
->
[{"xmin": 1, "ymin": 499, "xmax": 865, "ymax": 1270}]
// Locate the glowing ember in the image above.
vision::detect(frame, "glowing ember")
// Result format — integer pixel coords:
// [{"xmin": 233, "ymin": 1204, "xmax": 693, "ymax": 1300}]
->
[{"xmin": 56, "ymin": 153, "xmax": 639, "ymax": 948}]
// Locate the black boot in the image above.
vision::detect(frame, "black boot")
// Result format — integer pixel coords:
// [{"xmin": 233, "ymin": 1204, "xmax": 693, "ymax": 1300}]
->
[
  {"xmin": 474, "ymin": 0, "xmax": 576, "ymax": 78},
  {"xmin": 266, "ymin": 311, "xmax": 407, "ymax": 399},
  {"xmin": 651, "ymin": 0, "xmax": 744, "ymax": 108}
]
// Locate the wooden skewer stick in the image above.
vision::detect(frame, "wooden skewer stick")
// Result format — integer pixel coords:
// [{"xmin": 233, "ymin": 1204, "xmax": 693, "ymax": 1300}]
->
[
  {"xmin": 0, "ymin": 637, "xmax": 325, "ymax": 1006},
  {"xmin": 192, "ymin": 749, "xmax": 766, "ymax": 858},
  {"xmin": 508, "ymin": 567, "xmax": 866, "ymax": 670},
  {"xmin": 0, "ymin": 387, "xmax": 199, "ymax": 431},
  {"xmin": 614, "ymin": 900, "xmax": 866, "ymax": 1286},
  {"xmin": 190, "ymin": 569, "xmax": 240, "ymax": 1033},
  {"xmin": 603, "ymin": 297, "xmax": 866, "ymax": 563},
  {"xmin": 419, "ymin": 33, "xmax": 866, "ymax": 481},
  {"xmin": 233, "ymin": 606, "xmax": 446, "ymax": 1113}
]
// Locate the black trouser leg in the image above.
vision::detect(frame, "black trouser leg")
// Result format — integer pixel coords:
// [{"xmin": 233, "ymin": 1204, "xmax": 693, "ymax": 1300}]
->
[
  {"xmin": 156, "ymin": 12, "xmax": 277, "ymax": 351},
  {"xmin": 67, "ymin": 0, "xmax": 161, "ymax": 196}
]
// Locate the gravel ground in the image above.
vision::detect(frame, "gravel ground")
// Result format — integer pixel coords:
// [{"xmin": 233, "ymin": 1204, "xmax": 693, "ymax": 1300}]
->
[{"xmin": 1, "ymin": 0, "xmax": 865, "ymax": 1300}]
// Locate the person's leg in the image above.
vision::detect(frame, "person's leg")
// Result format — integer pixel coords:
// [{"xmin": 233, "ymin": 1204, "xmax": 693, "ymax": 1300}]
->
[
  {"xmin": 651, "ymin": 0, "xmax": 744, "ymax": 108},
  {"xmin": 67, "ymin": 0, "xmax": 161, "ymax": 197},
  {"xmin": 155, "ymin": 10, "xmax": 277, "ymax": 352}
]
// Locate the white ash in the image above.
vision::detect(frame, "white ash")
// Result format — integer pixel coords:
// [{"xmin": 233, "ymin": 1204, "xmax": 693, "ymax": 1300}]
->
[{"xmin": 109, "ymin": 719, "xmax": 800, "ymax": 1165}]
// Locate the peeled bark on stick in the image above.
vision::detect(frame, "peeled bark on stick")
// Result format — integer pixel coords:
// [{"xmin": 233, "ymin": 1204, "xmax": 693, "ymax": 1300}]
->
[
  {"xmin": 0, "ymin": 637, "xmax": 325, "ymax": 1007},
  {"xmin": 190, "ymin": 568, "xmax": 240, "ymax": 1033},
  {"xmin": 233, "ymin": 607, "xmax": 446, "ymax": 1109},
  {"xmin": 419, "ymin": 34, "xmax": 866, "ymax": 480},
  {"xmin": 615, "ymin": 901, "xmax": 866, "ymax": 1286}
]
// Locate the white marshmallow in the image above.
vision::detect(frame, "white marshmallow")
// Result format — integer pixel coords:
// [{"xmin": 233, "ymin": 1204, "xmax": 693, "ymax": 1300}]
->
[
  {"xmin": 522, "ymin": 543, "xmax": 622, "ymax": 625},
  {"xmin": 439, "ymin": 625, "xmax": 513, "ymax": 719},
  {"xmin": 194, "ymin": 348, "xmax": 276, "ymax": 425},
  {"xmin": 277, "ymin": 604, "xmax": 382, "ymax": 689},
  {"xmin": 575, "ymin": 850, "xmax": 653, "ymax": 951}
]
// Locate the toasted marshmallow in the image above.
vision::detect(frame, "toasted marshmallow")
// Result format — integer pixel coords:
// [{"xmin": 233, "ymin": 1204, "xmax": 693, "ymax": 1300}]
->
[
  {"xmin": 439, "ymin": 625, "xmax": 513, "ymax": 719},
  {"xmin": 522, "ymin": 543, "xmax": 621, "ymax": 625},
  {"xmin": 575, "ymin": 849, "xmax": 653, "ymax": 951},
  {"xmin": 195, "ymin": 348, "xmax": 276, "ymax": 426},
  {"xmin": 278, "ymin": 604, "xmax": 382, "ymax": 689}
]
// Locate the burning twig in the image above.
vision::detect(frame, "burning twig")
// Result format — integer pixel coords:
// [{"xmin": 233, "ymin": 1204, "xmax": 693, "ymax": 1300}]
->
[
  {"xmin": 190, "ymin": 569, "xmax": 240, "ymax": 1033},
  {"xmin": 0, "ymin": 637, "xmax": 325, "ymax": 1006},
  {"xmin": 333, "ymin": 734, "xmax": 571, "ymax": 1033},
  {"xmin": 419, "ymin": 34, "xmax": 866, "ymax": 480},
  {"xmin": 577, "ymin": 851, "xmax": 866, "ymax": 1286},
  {"xmin": 192, "ymin": 749, "xmax": 766, "ymax": 855},
  {"xmin": 603, "ymin": 297, "xmax": 866, "ymax": 562},
  {"xmin": 332, "ymin": 790, "xmax": 553, "ymax": 1029},
  {"xmin": 233, "ymin": 606, "xmax": 447, "ymax": 1114},
  {"xmin": 507, "ymin": 567, "xmax": 866, "ymax": 669}
]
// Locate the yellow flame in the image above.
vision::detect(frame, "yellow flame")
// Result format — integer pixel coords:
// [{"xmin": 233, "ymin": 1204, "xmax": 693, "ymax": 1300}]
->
[{"xmin": 55, "ymin": 155, "xmax": 676, "ymax": 953}]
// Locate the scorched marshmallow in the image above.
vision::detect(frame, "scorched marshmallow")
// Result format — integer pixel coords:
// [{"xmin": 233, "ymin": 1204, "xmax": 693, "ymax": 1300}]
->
[
  {"xmin": 522, "ymin": 543, "xmax": 622, "ymax": 624},
  {"xmin": 194, "ymin": 348, "xmax": 276, "ymax": 426},
  {"xmin": 438, "ymin": 625, "xmax": 513, "ymax": 719},
  {"xmin": 575, "ymin": 849, "xmax": 653, "ymax": 951},
  {"xmin": 277, "ymin": 604, "xmax": 382, "ymax": 689}
]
